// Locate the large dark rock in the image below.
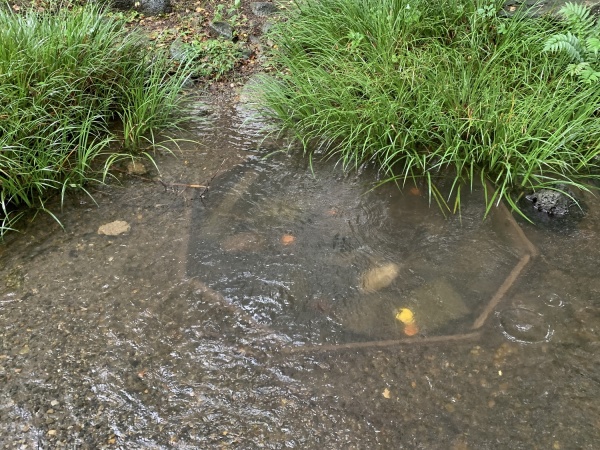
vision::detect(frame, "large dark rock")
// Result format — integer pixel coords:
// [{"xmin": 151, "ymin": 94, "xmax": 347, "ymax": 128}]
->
[
  {"xmin": 525, "ymin": 187, "xmax": 575, "ymax": 216},
  {"xmin": 110, "ymin": 0, "xmax": 171, "ymax": 16}
]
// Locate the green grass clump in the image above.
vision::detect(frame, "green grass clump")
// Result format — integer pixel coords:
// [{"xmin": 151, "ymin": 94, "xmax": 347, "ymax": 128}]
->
[
  {"xmin": 0, "ymin": 2, "xmax": 191, "ymax": 235},
  {"xmin": 259, "ymin": 0, "xmax": 600, "ymax": 214},
  {"xmin": 186, "ymin": 38, "xmax": 244, "ymax": 80}
]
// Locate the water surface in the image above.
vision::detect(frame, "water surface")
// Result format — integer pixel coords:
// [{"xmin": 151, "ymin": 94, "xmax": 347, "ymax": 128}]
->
[{"xmin": 0, "ymin": 96, "xmax": 599, "ymax": 448}]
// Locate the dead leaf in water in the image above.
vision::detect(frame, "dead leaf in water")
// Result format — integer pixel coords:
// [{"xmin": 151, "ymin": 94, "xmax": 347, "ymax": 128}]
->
[
  {"xmin": 281, "ymin": 234, "xmax": 295, "ymax": 245},
  {"xmin": 404, "ymin": 323, "xmax": 419, "ymax": 336}
]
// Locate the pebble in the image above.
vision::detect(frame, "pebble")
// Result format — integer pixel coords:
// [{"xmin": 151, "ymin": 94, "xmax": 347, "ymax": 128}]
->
[
  {"xmin": 98, "ymin": 220, "xmax": 131, "ymax": 236},
  {"xmin": 126, "ymin": 161, "xmax": 148, "ymax": 175},
  {"xmin": 358, "ymin": 262, "xmax": 400, "ymax": 293}
]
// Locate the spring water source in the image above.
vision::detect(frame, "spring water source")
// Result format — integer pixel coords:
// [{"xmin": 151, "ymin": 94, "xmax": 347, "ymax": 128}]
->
[{"xmin": 0, "ymin": 96, "xmax": 599, "ymax": 448}]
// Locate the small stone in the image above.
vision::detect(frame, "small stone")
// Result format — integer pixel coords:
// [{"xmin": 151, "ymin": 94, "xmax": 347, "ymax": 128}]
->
[
  {"xmin": 209, "ymin": 21, "xmax": 234, "ymax": 40},
  {"xmin": 359, "ymin": 262, "xmax": 400, "ymax": 293},
  {"xmin": 47, "ymin": 429, "xmax": 57, "ymax": 436},
  {"xmin": 21, "ymin": 425, "xmax": 29, "ymax": 433},
  {"xmin": 250, "ymin": 2, "xmax": 279, "ymax": 16},
  {"xmin": 126, "ymin": 161, "xmax": 148, "ymax": 176},
  {"xmin": 18, "ymin": 345, "xmax": 29, "ymax": 355},
  {"xmin": 50, "ymin": 400, "xmax": 59, "ymax": 407},
  {"xmin": 98, "ymin": 221, "xmax": 130, "ymax": 236}
]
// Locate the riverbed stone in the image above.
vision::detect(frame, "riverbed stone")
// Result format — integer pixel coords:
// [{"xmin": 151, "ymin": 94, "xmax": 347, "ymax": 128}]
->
[
  {"xmin": 408, "ymin": 278, "xmax": 470, "ymax": 331},
  {"xmin": 98, "ymin": 220, "xmax": 131, "ymax": 236},
  {"xmin": 359, "ymin": 262, "xmax": 400, "ymax": 293},
  {"xmin": 220, "ymin": 231, "xmax": 265, "ymax": 252},
  {"xmin": 126, "ymin": 160, "xmax": 148, "ymax": 176}
]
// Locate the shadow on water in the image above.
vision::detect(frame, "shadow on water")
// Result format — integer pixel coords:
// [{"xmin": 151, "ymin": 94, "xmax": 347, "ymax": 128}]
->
[{"xmin": 0, "ymin": 96, "xmax": 599, "ymax": 448}]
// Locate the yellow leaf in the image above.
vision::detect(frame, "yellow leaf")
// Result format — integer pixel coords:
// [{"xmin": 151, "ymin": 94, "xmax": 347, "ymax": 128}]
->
[
  {"xmin": 382, "ymin": 388, "xmax": 391, "ymax": 399},
  {"xmin": 395, "ymin": 308, "xmax": 415, "ymax": 324}
]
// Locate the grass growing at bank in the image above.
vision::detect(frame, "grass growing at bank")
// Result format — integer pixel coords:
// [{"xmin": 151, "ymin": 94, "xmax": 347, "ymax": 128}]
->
[
  {"xmin": 260, "ymin": 0, "xmax": 600, "ymax": 214},
  {"xmin": 0, "ymin": 3, "xmax": 191, "ymax": 235}
]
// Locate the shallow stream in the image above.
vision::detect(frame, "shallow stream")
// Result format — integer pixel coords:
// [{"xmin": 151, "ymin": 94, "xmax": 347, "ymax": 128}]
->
[{"xmin": 0, "ymin": 95, "xmax": 599, "ymax": 448}]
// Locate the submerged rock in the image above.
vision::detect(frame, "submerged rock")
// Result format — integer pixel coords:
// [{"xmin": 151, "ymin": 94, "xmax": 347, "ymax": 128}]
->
[
  {"xmin": 408, "ymin": 278, "xmax": 470, "ymax": 331},
  {"xmin": 220, "ymin": 231, "xmax": 265, "ymax": 252},
  {"xmin": 126, "ymin": 160, "xmax": 147, "ymax": 175},
  {"xmin": 359, "ymin": 262, "xmax": 400, "ymax": 293},
  {"xmin": 98, "ymin": 220, "xmax": 131, "ymax": 236},
  {"xmin": 525, "ymin": 187, "xmax": 575, "ymax": 216}
]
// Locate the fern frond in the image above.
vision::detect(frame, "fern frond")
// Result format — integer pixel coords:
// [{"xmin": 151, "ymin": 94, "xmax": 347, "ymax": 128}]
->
[
  {"xmin": 579, "ymin": 67, "xmax": 600, "ymax": 83},
  {"xmin": 544, "ymin": 32, "xmax": 585, "ymax": 62},
  {"xmin": 586, "ymin": 37, "xmax": 600, "ymax": 58},
  {"xmin": 566, "ymin": 62, "xmax": 600, "ymax": 83},
  {"xmin": 560, "ymin": 2, "xmax": 595, "ymax": 37},
  {"xmin": 567, "ymin": 61, "xmax": 590, "ymax": 75}
]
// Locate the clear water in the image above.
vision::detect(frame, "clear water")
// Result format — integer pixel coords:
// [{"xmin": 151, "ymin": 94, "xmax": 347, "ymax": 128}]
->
[{"xmin": 0, "ymin": 96, "xmax": 599, "ymax": 448}]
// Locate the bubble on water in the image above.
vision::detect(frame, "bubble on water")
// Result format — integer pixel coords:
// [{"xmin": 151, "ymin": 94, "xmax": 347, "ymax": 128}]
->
[
  {"xmin": 544, "ymin": 293, "xmax": 564, "ymax": 308},
  {"xmin": 498, "ymin": 307, "xmax": 553, "ymax": 344}
]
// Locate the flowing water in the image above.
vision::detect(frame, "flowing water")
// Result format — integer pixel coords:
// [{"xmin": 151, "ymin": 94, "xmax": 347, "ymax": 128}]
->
[{"xmin": 0, "ymin": 95, "xmax": 599, "ymax": 449}]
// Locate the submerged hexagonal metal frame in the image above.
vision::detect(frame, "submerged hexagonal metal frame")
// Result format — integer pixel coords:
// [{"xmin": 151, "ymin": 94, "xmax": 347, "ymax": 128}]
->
[{"xmin": 286, "ymin": 198, "xmax": 538, "ymax": 354}]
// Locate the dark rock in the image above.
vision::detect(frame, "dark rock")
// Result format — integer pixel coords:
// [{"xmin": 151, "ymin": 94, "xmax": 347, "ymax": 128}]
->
[
  {"xmin": 111, "ymin": 0, "xmax": 171, "ymax": 16},
  {"xmin": 525, "ymin": 187, "xmax": 575, "ymax": 216},
  {"xmin": 250, "ymin": 2, "xmax": 280, "ymax": 17},
  {"xmin": 209, "ymin": 21, "xmax": 234, "ymax": 40}
]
